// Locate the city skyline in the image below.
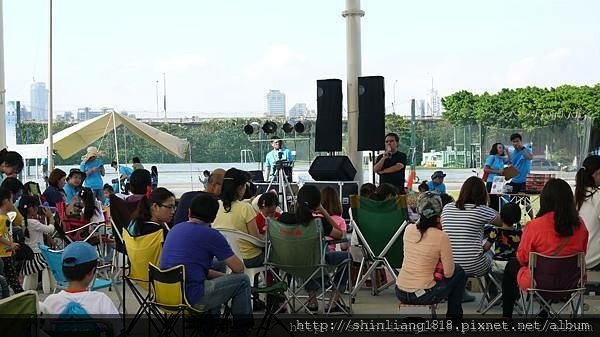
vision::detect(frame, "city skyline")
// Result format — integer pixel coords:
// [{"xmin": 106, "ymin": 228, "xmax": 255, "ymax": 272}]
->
[{"xmin": 4, "ymin": 0, "xmax": 600, "ymax": 118}]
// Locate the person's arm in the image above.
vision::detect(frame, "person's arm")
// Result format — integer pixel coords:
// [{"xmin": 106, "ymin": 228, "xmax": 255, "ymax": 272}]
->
[
  {"xmin": 373, "ymin": 154, "xmax": 387, "ymax": 173},
  {"xmin": 484, "ymin": 156, "xmax": 504, "ymax": 175},
  {"xmin": 316, "ymin": 205, "xmax": 343, "ymax": 239},
  {"xmin": 522, "ymin": 146, "xmax": 533, "ymax": 160},
  {"xmin": 207, "ymin": 269, "xmax": 225, "ymax": 279},
  {"xmin": 383, "ymin": 153, "xmax": 407, "ymax": 174},
  {"xmin": 223, "ymin": 254, "xmax": 244, "ymax": 273},
  {"xmin": 483, "ymin": 228, "xmax": 496, "ymax": 252},
  {"xmin": 0, "ymin": 237, "xmax": 18, "ymax": 251},
  {"xmin": 516, "ymin": 222, "xmax": 534, "ymax": 266},
  {"xmin": 245, "ymin": 218, "xmax": 263, "ymax": 240},
  {"xmin": 440, "ymin": 233, "xmax": 455, "ymax": 278}
]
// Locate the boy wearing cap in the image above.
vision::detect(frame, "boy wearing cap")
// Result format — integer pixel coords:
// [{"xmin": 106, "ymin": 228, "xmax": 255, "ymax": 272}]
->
[
  {"xmin": 64, "ymin": 169, "xmax": 86, "ymax": 203},
  {"xmin": 43, "ymin": 241, "xmax": 118, "ymax": 315},
  {"xmin": 427, "ymin": 170, "xmax": 447, "ymax": 194}
]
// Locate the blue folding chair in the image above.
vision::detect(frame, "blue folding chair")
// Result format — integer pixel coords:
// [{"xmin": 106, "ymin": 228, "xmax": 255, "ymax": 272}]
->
[{"xmin": 38, "ymin": 244, "xmax": 120, "ymax": 303}]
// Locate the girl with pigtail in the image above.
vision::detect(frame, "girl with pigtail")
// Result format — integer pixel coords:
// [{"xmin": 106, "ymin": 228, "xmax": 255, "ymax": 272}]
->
[{"xmin": 18, "ymin": 195, "xmax": 55, "ymax": 293}]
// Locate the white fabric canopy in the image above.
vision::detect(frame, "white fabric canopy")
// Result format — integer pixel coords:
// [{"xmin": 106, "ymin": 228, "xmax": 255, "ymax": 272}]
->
[{"xmin": 46, "ymin": 111, "xmax": 189, "ymax": 159}]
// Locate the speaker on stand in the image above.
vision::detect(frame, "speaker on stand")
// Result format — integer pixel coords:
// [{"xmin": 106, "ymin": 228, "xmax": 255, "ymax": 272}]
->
[{"xmin": 358, "ymin": 76, "xmax": 386, "ymax": 183}]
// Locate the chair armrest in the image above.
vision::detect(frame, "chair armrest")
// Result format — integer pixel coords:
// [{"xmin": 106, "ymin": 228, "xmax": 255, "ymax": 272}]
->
[{"xmin": 217, "ymin": 228, "xmax": 265, "ymax": 248}]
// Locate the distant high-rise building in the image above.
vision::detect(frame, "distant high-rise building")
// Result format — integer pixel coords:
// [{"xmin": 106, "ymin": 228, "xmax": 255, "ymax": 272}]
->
[
  {"xmin": 77, "ymin": 107, "xmax": 110, "ymax": 121},
  {"xmin": 30, "ymin": 82, "xmax": 48, "ymax": 121},
  {"xmin": 288, "ymin": 103, "xmax": 308, "ymax": 120},
  {"xmin": 264, "ymin": 90, "xmax": 286, "ymax": 117}
]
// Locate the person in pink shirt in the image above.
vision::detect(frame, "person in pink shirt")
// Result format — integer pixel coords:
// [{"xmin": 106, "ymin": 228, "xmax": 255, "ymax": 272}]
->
[
  {"xmin": 501, "ymin": 178, "xmax": 588, "ymax": 318},
  {"xmin": 320, "ymin": 187, "xmax": 348, "ymax": 251}
]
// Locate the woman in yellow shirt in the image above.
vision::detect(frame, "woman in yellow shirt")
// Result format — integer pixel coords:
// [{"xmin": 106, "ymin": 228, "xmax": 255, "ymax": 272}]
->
[{"xmin": 213, "ymin": 168, "xmax": 263, "ymax": 268}]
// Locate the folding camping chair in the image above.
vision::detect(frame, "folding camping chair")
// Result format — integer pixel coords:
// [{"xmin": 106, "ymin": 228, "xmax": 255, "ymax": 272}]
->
[
  {"xmin": 121, "ymin": 228, "xmax": 165, "ymax": 335},
  {"xmin": 349, "ymin": 195, "xmax": 409, "ymax": 297},
  {"xmin": 265, "ymin": 218, "xmax": 352, "ymax": 315},
  {"xmin": 108, "ymin": 194, "xmax": 142, "ymax": 319},
  {"xmin": 216, "ymin": 229, "xmax": 266, "ymax": 283},
  {"xmin": 38, "ymin": 243, "xmax": 121, "ymax": 310},
  {"xmin": 148, "ymin": 263, "xmax": 208, "ymax": 337},
  {"xmin": 523, "ymin": 252, "xmax": 586, "ymax": 318},
  {"xmin": 0, "ymin": 290, "xmax": 39, "ymax": 337}
]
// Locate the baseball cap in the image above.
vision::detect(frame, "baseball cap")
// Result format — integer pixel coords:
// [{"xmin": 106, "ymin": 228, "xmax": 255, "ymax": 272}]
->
[
  {"xmin": 417, "ymin": 192, "xmax": 443, "ymax": 219},
  {"xmin": 62, "ymin": 241, "xmax": 98, "ymax": 267},
  {"xmin": 431, "ymin": 170, "xmax": 446, "ymax": 180}
]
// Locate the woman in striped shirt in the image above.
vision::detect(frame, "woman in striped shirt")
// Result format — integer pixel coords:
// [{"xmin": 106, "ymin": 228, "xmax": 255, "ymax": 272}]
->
[{"xmin": 441, "ymin": 177, "xmax": 502, "ymax": 277}]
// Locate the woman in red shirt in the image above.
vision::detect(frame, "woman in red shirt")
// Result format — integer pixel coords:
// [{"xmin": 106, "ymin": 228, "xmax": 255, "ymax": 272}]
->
[{"xmin": 501, "ymin": 178, "xmax": 588, "ymax": 318}]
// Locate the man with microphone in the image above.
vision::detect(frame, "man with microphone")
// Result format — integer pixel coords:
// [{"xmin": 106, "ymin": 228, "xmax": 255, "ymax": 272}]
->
[
  {"xmin": 374, "ymin": 132, "xmax": 407, "ymax": 194},
  {"xmin": 264, "ymin": 136, "xmax": 293, "ymax": 181}
]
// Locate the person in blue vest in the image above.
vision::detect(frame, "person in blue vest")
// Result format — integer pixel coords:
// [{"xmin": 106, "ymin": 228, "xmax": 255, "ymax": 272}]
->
[
  {"xmin": 80, "ymin": 147, "xmax": 105, "ymax": 203},
  {"xmin": 111, "ymin": 161, "xmax": 133, "ymax": 192},
  {"xmin": 427, "ymin": 170, "xmax": 447, "ymax": 194}
]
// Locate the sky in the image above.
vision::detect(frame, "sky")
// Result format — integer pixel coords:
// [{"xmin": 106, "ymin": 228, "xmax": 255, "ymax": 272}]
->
[{"xmin": 4, "ymin": 0, "xmax": 600, "ymax": 118}]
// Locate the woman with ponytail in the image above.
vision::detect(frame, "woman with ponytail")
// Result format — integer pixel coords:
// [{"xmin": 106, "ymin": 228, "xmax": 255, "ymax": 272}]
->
[
  {"xmin": 212, "ymin": 168, "xmax": 264, "ymax": 267},
  {"xmin": 575, "ymin": 155, "xmax": 600, "ymax": 270},
  {"xmin": 18, "ymin": 196, "xmax": 55, "ymax": 293},
  {"xmin": 78, "ymin": 187, "xmax": 105, "ymax": 224},
  {"xmin": 278, "ymin": 184, "xmax": 351, "ymax": 312},
  {"xmin": 396, "ymin": 192, "xmax": 466, "ymax": 319},
  {"xmin": 127, "ymin": 187, "xmax": 175, "ymax": 240}
]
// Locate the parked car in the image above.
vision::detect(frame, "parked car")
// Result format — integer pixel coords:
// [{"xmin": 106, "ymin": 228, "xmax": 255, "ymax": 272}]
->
[{"xmin": 530, "ymin": 158, "xmax": 561, "ymax": 171}]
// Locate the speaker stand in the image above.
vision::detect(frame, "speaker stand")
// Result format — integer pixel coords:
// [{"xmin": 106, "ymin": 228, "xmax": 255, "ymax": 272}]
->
[{"xmin": 370, "ymin": 151, "xmax": 377, "ymax": 184}]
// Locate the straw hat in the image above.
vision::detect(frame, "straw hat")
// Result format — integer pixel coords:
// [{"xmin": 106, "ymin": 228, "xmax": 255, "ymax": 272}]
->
[{"xmin": 81, "ymin": 146, "xmax": 102, "ymax": 163}]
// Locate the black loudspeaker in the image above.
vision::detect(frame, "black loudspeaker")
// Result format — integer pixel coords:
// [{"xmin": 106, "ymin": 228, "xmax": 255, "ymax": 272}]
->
[
  {"xmin": 358, "ymin": 76, "xmax": 385, "ymax": 151},
  {"xmin": 247, "ymin": 170, "xmax": 265, "ymax": 183},
  {"xmin": 316, "ymin": 79, "xmax": 343, "ymax": 152},
  {"xmin": 303, "ymin": 181, "xmax": 359, "ymax": 221},
  {"xmin": 309, "ymin": 156, "xmax": 357, "ymax": 181}
]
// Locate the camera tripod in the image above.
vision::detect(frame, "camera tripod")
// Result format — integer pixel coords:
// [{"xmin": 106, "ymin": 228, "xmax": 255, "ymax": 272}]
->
[{"xmin": 266, "ymin": 159, "xmax": 295, "ymax": 212}]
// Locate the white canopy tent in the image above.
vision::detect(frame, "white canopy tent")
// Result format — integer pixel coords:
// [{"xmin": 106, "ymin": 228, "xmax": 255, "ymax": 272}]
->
[
  {"xmin": 47, "ymin": 110, "xmax": 189, "ymax": 160},
  {"xmin": 45, "ymin": 110, "xmax": 190, "ymax": 191}
]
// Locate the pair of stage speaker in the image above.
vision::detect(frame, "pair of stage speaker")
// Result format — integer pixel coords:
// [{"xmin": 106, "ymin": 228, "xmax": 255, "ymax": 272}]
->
[
  {"xmin": 315, "ymin": 77, "xmax": 385, "ymax": 152},
  {"xmin": 310, "ymin": 77, "xmax": 385, "ymax": 181}
]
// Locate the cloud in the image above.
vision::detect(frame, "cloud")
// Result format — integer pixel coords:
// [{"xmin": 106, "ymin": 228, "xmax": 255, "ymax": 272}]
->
[
  {"xmin": 504, "ymin": 47, "xmax": 574, "ymax": 87},
  {"xmin": 156, "ymin": 53, "xmax": 209, "ymax": 72},
  {"xmin": 244, "ymin": 44, "xmax": 306, "ymax": 79}
]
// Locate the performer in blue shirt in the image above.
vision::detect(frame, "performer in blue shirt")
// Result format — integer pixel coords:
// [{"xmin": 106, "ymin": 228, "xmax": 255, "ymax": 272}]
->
[{"xmin": 263, "ymin": 137, "xmax": 293, "ymax": 181}]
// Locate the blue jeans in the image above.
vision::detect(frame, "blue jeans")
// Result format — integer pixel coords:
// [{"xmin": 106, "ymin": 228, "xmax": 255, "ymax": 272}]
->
[
  {"xmin": 243, "ymin": 251, "xmax": 265, "ymax": 269},
  {"xmin": 395, "ymin": 263, "xmax": 466, "ymax": 319},
  {"xmin": 193, "ymin": 273, "xmax": 252, "ymax": 323},
  {"xmin": 305, "ymin": 251, "xmax": 351, "ymax": 292}
]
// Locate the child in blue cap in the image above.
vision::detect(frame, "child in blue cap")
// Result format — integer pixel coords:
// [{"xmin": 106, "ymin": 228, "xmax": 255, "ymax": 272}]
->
[{"xmin": 43, "ymin": 241, "xmax": 118, "ymax": 315}]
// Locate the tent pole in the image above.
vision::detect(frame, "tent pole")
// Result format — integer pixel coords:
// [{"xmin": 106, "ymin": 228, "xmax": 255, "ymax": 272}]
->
[
  {"xmin": 112, "ymin": 111, "xmax": 120, "ymax": 192},
  {"xmin": 188, "ymin": 143, "xmax": 193, "ymax": 191}
]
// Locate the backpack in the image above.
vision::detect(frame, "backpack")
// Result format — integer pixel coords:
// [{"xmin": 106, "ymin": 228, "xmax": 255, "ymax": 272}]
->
[{"xmin": 59, "ymin": 301, "xmax": 90, "ymax": 317}]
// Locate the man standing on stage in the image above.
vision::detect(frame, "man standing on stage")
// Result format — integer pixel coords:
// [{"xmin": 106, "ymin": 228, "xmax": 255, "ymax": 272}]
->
[
  {"xmin": 508, "ymin": 133, "xmax": 534, "ymax": 218},
  {"xmin": 374, "ymin": 132, "xmax": 407, "ymax": 194},
  {"xmin": 264, "ymin": 136, "xmax": 293, "ymax": 181}
]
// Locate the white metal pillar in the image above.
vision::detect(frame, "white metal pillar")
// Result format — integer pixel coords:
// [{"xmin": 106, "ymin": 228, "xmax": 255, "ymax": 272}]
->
[
  {"xmin": 342, "ymin": 0, "xmax": 364, "ymax": 184},
  {"xmin": 47, "ymin": 0, "xmax": 54, "ymax": 169},
  {"xmin": 0, "ymin": 0, "xmax": 6, "ymax": 150}
]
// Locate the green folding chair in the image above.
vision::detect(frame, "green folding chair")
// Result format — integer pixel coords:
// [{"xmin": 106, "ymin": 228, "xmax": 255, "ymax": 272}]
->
[
  {"xmin": 349, "ymin": 195, "xmax": 409, "ymax": 296},
  {"xmin": 0, "ymin": 290, "xmax": 38, "ymax": 337},
  {"xmin": 265, "ymin": 218, "xmax": 352, "ymax": 315}
]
